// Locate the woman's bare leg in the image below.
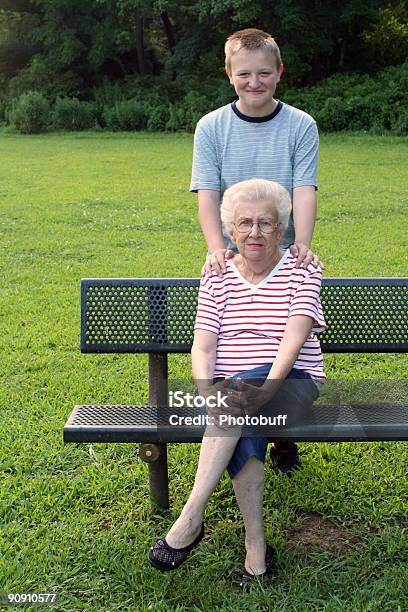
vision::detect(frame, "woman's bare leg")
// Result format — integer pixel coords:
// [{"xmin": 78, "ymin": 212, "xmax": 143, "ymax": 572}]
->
[
  {"xmin": 166, "ymin": 425, "xmax": 240, "ymax": 548},
  {"xmin": 232, "ymin": 456, "xmax": 266, "ymax": 574}
]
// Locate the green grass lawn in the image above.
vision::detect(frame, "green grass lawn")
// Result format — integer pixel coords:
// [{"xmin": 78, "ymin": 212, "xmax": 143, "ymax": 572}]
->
[{"xmin": 1, "ymin": 131, "xmax": 407, "ymax": 611}]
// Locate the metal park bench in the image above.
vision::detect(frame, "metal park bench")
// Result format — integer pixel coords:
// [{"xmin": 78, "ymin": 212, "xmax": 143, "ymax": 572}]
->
[{"xmin": 64, "ymin": 278, "xmax": 408, "ymax": 508}]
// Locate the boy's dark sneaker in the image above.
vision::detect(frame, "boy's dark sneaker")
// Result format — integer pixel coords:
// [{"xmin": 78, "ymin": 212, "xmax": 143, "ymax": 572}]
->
[{"xmin": 269, "ymin": 441, "xmax": 301, "ymax": 477}]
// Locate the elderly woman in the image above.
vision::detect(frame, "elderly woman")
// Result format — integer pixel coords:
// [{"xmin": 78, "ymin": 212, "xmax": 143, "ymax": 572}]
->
[{"xmin": 148, "ymin": 178, "xmax": 326, "ymax": 582}]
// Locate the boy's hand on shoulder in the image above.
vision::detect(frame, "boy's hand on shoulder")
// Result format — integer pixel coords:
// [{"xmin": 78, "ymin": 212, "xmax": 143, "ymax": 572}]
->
[
  {"xmin": 201, "ymin": 249, "xmax": 234, "ymax": 277},
  {"xmin": 290, "ymin": 242, "xmax": 324, "ymax": 269}
]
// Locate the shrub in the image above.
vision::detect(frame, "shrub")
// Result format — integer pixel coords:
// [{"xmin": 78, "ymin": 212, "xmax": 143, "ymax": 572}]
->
[
  {"xmin": 315, "ymin": 95, "xmax": 378, "ymax": 132},
  {"xmin": 183, "ymin": 91, "xmax": 213, "ymax": 131},
  {"xmin": 8, "ymin": 90, "xmax": 51, "ymax": 134},
  {"xmin": 166, "ymin": 104, "xmax": 186, "ymax": 132},
  {"xmin": 53, "ymin": 98, "xmax": 96, "ymax": 130},
  {"xmin": 0, "ymin": 99, "xmax": 6, "ymax": 124},
  {"xmin": 8, "ymin": 57, "xmax": 80, "ymax": 101},
  {"xmin": 314, "ymin": 97, "xmax": 350, "ymax": 132},
  {"xmin": 146, "ymin": 104, "xmax": 170, "ymax": 132},
  {"xmin": 101, "ymin": 107, "xmax": 115, "ymax": 130},
  {"xmin": 346, "ymin": 96, "xmax": 374, "ymax": 131},
  {"xmin": 282, "ymin": 61, "xmax": 408, "ymax": 134},
  {"xmin": 390, "ymin": 106, "xmax": 408, "ymax": 136},
  {"xmin": 103, "ymin": 99, "xmax": 147, "ymax": 131}
]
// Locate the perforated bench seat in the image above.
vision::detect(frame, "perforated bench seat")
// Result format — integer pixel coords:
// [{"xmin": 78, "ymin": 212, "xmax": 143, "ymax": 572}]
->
[
  {"xmin": 65, "ymin": 403, "xmax": 408, "ymax": 443},
  {"xmin": 64, "ymin": 277, "xmax": 408, "ymax": 508}
]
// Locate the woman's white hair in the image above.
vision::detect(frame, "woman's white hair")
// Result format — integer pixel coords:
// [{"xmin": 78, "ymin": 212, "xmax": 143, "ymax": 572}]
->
[{"xmin": 220, "ymin": 178, "xmax": 291, "ymax": 234}]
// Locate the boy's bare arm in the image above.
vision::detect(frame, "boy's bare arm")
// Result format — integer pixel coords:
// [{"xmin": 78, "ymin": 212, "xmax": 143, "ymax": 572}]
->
[
  {"xmin": 291, "ymin": 186, "xmax": 323, "ymax": 268},
  {"xmin": 198, "ymin": 189, "xmax": 234, "ymax": 276}
]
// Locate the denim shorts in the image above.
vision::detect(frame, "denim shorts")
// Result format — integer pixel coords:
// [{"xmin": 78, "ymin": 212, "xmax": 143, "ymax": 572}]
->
[{"xmin": 212, "ymin": 364, "xmax": 320, "ymax": 478}]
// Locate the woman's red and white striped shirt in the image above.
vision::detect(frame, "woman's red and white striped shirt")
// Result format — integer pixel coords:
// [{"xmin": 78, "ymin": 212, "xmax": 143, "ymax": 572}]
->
[{"xmin": 194, "ymin": 250, "xmax": 326, "ymax": 379}]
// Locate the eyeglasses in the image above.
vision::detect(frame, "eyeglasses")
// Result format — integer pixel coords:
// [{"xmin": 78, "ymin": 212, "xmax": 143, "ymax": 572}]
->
[{"xmin": 234, "ymin": 219, "xmax": 280, "ymax": 234}]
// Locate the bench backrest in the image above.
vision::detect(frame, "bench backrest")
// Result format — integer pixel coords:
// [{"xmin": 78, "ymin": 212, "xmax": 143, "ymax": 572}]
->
[{"xmin": 81, "ymin": 278, "xmax": 408, "ymax": 354}]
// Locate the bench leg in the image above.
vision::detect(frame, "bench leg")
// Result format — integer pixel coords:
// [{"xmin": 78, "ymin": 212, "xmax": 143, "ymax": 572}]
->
[
  {"xmin": 145, "ymin": 353, "xmax": 169, "ymax": 509},
  {"xmin": 139, "ymin": 443, "xmax": 169, "ymax": 510}
]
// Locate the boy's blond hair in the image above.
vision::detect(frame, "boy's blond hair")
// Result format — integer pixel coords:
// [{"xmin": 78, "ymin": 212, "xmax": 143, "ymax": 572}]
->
[{"xmin": 225, "ymin": 28, "xmax": 282, "ymax": 72}]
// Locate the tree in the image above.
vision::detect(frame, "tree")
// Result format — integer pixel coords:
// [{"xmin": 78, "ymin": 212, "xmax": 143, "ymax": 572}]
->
[
  {"xmin": 0, "ymin": 3, "xmax": 40, "ymax": 79},
  {"xmin": 0, "ymin": 0, "xmax": 405, "ymax": 100},
  {"xmin": 363, "ymin": 1, "xmax": 408, "ymax": 67}
]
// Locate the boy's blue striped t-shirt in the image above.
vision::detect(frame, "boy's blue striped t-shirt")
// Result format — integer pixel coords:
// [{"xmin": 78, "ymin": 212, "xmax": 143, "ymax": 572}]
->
[{"xmin": 190, "ymin": 101, "xmax": 319, "ymax": 248}]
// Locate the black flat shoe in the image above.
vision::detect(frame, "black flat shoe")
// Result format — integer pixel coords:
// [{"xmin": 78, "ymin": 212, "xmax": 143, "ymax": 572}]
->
[
  {"xmin": 239, "ymin": 545, "xmax": 276, "ymax": 588},
  {"xmin": 270, "ymin": 441, "xmax": 301, "ymax": 477},
  {"xmin": 148, "ymin": 524, "xmax": 205, "ymax": 571}
]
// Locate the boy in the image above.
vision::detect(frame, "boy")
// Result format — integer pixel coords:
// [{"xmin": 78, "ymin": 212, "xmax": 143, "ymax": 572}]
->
[{"xmin": 190, "ymin": 28, "xmax": 322, "ymax": 475}]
